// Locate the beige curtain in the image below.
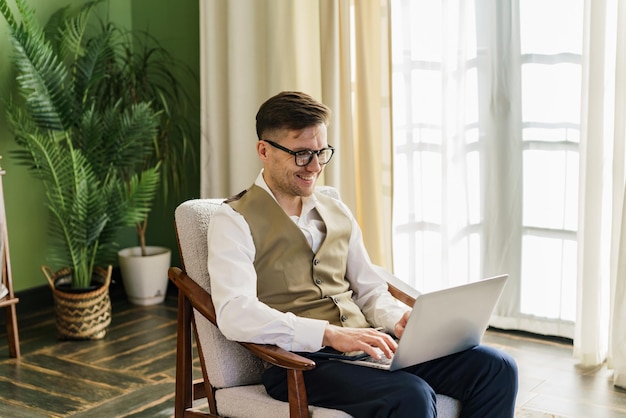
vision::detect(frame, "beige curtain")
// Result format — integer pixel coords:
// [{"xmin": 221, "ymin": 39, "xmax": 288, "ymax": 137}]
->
[
  {"xmin": 576, "ymin": 0, "xmax": 626, "ymax": 388},
  {"xmin": 199, "ymin": 0, "xmax": 393, "ymax": 267}
]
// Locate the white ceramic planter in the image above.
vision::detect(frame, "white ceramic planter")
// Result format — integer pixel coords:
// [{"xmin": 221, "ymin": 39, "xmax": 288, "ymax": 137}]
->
[{"xmin": 118, "ymin": 246, "xmax": 172, "ymax": 306}]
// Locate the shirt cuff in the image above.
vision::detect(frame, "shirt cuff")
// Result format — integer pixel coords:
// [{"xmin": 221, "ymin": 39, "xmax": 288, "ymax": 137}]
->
[{"xmin": 292, "ymin": 317, "xmax": 328, "ymax": 352}]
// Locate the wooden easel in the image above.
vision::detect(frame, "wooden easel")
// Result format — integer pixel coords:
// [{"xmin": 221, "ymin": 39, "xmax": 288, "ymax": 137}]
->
[{"xmin": 0, "ymin": 167, "xmax": 20, "ymax": 358}]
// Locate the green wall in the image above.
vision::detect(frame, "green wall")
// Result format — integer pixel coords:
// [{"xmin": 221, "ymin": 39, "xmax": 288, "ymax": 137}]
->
[{"xmin": 0, "ymin": 0, "xmax": 200, "ymax": 292}]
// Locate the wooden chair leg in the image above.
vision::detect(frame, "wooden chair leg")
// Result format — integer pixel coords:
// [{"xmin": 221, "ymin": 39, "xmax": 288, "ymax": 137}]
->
[
  {"xmin": 287, "ymin": 369, "xmax": 309, "ymax": 418},
  {"xmin": 192, "ymin": 321, "xmax": 218, "ymax": 414},
  {"xmin": 175, "ymin": 290, "xmax": 193, "ymax": 417}
]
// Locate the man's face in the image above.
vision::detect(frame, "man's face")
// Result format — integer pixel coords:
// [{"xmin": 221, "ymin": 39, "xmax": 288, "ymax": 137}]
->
[{"xmin": 258, "ymin": 123, "xmax": 328, "ymax": 199}]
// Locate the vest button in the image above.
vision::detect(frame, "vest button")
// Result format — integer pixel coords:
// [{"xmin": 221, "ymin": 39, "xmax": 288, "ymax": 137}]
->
[
  {"xmin": 313, "ymin": 258, "xmax": 320, "ymax": 266},
  {"xmin": 315, "ymin": 278, "xmax": 323, "ymax": 285},
  {"xmin": 341, "ymin": 315, "xmax": 348, "ymax": 322},
  {"xmin": 333, "ymin": 297, "xmax": 339, "ymax": 304}
]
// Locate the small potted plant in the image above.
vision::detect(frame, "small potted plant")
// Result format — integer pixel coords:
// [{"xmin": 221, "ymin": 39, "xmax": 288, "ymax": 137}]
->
[
  {"xmin": 99, "ymin": 28, "xmax": 196, "ymax": 305},
  {"xmin": 0, "ymin": 0, "xmax": 161, "ymax": 338}
]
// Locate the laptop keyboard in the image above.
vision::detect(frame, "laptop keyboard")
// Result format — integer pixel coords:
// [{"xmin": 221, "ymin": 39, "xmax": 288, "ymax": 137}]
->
[{"xmin": 363, "ymin": 354, "xmax": 393, "ymax": 366}]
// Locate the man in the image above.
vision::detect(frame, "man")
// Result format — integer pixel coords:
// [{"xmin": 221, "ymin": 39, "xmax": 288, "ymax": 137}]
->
[{"xmin": 208, "ymin": 91, "xmax": 518, "ymax": 417}]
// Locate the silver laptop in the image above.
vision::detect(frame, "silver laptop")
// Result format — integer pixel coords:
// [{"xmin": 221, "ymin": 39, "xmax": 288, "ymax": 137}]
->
[{"xmin": 335, "ymin": 274, "xmax": 508, "ymax": 371}]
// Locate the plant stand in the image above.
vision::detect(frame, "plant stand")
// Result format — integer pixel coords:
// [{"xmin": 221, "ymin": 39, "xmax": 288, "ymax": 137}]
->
[{"xmin": 0, "ymin": 169, "xmax": 20, "ymax": 358}]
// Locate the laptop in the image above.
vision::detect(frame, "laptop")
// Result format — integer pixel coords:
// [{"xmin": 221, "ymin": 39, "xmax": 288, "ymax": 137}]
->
[{"xmin": 326, "ymin": 274, "xmax": 508, "ymax": 371}]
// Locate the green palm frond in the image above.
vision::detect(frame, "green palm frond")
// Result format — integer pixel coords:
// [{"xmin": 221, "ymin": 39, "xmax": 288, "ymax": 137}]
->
[
  {"xmin": 118, "ymin": 165, "xmax": 161, "ymax": 223},
  {"xmin": 75, "ymin": 102, "xmax": 159, "ymax": 181},
  {"xmin": 7, "ymin": 124, "xmax": 103, "ymax": 287},
  {"xmin": 2, "ymin": 0, "xmax": 75, "ymax": 131},
  {"xmin": 57, "ymin": 1, "xmax": 101, "ymax": 61},
  {"xmin": 0, "ymin": 0, "xmax": 16, "ymax": 29},
  {"xmin": 5, "ymin": 97, "xmax": 42, "ymax": 150},
  {"xmin": 46, "ymin": 149, "xmax": 107, "ymax": 287},
  {"xmin": 94, "ymin": 165, "xmax": 160, "ymax": 265},
  {"xmin": 42, "ymin": 5, "xmax": 70, "ymax": 55},
  {"xmin": 110, "ymin": 103, "xmax": 159, "ymax": 168},
  {"xmin": 73, "ymin": 27, "xmax": 116, "ymax": 110}
]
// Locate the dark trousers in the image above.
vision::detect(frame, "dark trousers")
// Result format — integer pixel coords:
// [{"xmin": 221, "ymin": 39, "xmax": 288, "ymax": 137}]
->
[{"xmin": 262, "ymin": 345, "xmax": 518, "ymax": 418}]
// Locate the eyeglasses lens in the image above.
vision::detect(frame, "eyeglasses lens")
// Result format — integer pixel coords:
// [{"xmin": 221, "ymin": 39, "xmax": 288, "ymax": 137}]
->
[{"xmin": 295, "ymin": 149, "xmax": 333, "ymax": 166}]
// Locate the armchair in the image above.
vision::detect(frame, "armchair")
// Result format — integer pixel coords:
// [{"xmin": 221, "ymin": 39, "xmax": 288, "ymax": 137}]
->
[{"xmin": 169, "ymin": 188, "xmax": 461, "ymax": 417}]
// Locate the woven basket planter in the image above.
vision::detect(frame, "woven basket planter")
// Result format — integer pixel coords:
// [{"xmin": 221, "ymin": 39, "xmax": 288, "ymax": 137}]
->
[{"xmin": 42, "ymin": 265, "xmax": 112, "ymax": 340}]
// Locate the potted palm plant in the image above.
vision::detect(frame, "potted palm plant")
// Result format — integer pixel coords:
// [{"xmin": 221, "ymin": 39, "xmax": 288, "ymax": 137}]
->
[
  {"xmin": 0, "ymin": 0, "xmax": 161, "ymax": 338},
  {"xmin": 98, "ymin": 28, "xmax": 195, "ymax": 306}
]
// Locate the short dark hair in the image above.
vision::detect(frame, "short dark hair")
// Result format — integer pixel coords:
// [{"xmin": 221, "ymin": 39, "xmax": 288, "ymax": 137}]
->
[{"xmin": 255, "ymin": 91, "xmax": 331, "ymax": 140}]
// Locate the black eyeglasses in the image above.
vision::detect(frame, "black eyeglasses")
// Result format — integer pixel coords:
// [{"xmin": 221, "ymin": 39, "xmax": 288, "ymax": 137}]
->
[{"xmin": 262, "ymin": 139, "xmax": 335, "ymax": 167}]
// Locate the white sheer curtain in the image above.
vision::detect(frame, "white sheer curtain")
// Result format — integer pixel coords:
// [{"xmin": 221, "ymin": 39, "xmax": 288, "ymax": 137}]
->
[
  {"xmin": 576, "ymin": 0, "xmax": 626, "ymax": 388},
  {"xmin": 390, "ymin": 0, "xmax": 626, "ymax": 387},
  {"xmin": 390, "ymin": 0, "xmax": 524, "ymax": 317},
  {"xmin": 199, "ymin": 0, "xmax": 393, "ymax": 266}
]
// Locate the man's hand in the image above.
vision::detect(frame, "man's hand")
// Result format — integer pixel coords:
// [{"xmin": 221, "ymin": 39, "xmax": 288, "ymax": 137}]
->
[
  {"xmin": 322, "ymin": 324, "xmax": 398, "ymax": 360},
  {"xmin": 393, "ymin": 310, "xmax": 412, "ymax": 339}
]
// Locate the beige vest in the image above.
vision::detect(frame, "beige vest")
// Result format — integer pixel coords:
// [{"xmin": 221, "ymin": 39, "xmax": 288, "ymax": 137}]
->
[{"xmin": 228, "ymin": 185, "xmax": 370, "ymax": 328}]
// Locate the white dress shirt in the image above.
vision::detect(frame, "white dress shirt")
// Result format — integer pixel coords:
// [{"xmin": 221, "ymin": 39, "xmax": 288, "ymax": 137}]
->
[{"xmin": 207, "ymin": 171, "xmax": 408, "ymax": 352}]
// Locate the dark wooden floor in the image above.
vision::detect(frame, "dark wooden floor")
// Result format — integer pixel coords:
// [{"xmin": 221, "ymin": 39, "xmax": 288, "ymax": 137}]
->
[
  {"xmin": 0, "ymin": 294, "xmax": 200, "ymax": 418},
  {"xmin": 1, "ymin": 292, "xmax": 626, "ymax": 417}
]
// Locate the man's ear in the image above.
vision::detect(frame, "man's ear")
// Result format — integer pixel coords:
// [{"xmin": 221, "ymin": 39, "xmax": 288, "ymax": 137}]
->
[{"xmin": 257, "ymin": 140, "xmax": 269, "ymax": 161}]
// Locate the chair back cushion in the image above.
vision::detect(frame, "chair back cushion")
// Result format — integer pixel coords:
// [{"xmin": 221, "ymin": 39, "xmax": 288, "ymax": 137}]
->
[{"xmin": 175, "ymin": 198, "xmax": 265, "ymax": 388}]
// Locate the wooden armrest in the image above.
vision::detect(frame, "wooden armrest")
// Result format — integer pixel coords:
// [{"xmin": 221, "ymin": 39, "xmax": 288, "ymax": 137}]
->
[
  {"xmin": 242, "ymin": 342, "xmax": 316, "ymax": 371},
  {"xmin": 387, "ymin": 283, "xmax": 416, "ymax": 308},
  {"xmin": 168, "ymin": 267, "xmax": 316, "ymax": 372},
  {"xmin": 371, "ymin": 264, "xmax": 418, "ymax": 308}
]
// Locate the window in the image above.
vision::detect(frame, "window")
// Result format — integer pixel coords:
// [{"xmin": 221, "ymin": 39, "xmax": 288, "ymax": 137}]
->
[
  {"xmin": 518, "ymin": 0, "xmax": 582, "ymax": 323},
  {"xmin": 391, "ymin": 0, "xmax": 583, "ymax": 336}
]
